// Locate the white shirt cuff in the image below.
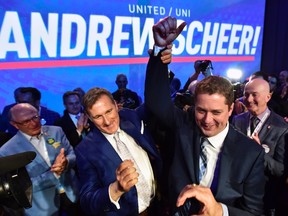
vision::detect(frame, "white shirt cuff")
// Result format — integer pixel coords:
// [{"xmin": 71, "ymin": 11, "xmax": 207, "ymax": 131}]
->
[
  {"xmin": 108, "ymin": 184, "xmax": 121, "ymax": 209},
  {"xmin": 153, "ymin": 45, "xmax": 165, "ymax": 56},
  {"xmin": 221, "ymin": 203, "xmax": 229, "ymax": 216}
]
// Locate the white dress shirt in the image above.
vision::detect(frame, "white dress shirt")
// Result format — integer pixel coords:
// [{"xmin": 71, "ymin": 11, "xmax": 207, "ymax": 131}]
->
[
  {"xmin": 103, "ymin": 129, "xmax": 155, "ymax": 213},
  {"xmin": 200, "ymin": 123, "xmax": 229, "ymax": 216}
]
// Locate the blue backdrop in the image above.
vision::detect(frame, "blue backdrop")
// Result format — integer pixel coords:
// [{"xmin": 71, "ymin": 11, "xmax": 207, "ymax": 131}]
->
[{"xmin": 0, "ymin": 0, "xmax": 266, "ymax": 114}]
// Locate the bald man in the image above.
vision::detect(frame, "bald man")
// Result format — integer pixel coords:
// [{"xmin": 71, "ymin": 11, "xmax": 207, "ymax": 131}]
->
[
  {"xmin": 0, "ymin": 103, "xmax": 80, "ymax": 216},
  {"xmin": 232, "ymin": 78, "xmax": 288, "ymax": 215}
]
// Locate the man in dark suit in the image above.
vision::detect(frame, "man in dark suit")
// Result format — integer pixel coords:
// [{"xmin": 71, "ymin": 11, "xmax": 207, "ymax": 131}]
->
[
  {"xmin": 54, "ymin": 91, "xmax": 90, "ymax": 148},
  {"xmin": 1, "ymin": 87, "xmax": 60, "ymax": 136},
  {"xmin": 232, "ymin": 78, "xmax": 288, "ymax": 216},
  {"xmin": 145, "ymin": 16, "xmax": 265, "ymax": 215},
  {"xmin": 75, "ymin": 88, "xmax": 162, "ymax": 216}
]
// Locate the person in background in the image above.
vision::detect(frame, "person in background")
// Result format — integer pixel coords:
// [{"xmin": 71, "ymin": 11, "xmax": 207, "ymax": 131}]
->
[
  {"xmin": 0, "ymin": 103, "xmax": 80, "ymax": 216},
  {"xmin": 112, "ymin": 73, "xmax": 141, "ymax": 109},
  {"xmin": 145, "ymin": 16, "xmax": 265, "ymax": 215},
  {"xmin": 249, "ymin": 71, "xmax": 269, "ymax": 82},
  {"xmin": 174, "ymin": 60, "xmax": 212, "ymax": 111},
  {"xmin": 232, "ymin": 78, "xmax": 288, "ymax": 216},
  {"xmin": 73, "ymin": 87, "xmax": 86, "ymax": 107},
  {"xmin": 54, "ymin": 91, "xmax": 90, "ymax": 148},
  {"xmin": 233, "ymin": 71, "xmax": 284, "ymax": 117},
  {"xmin": 275, "ymin": 70, "xmax": 288, "ymax": 95},
  {"xmin": 1, "ymin": 87, "xmax": 60, "ymax": 136},
  {"xmin": 268, "ymin": 74, "xmax": 278, "ymax": 93},
  {"xmin": 169, "ymin": 77, "xmax": 181, "ymax": 100},
  {"xmin": 0, "ymin": 87, "xmax": 23, "ymax": 134},
  {"xmin": 74, "ymin": 87, "xmax": 166, "ymax": 215}
]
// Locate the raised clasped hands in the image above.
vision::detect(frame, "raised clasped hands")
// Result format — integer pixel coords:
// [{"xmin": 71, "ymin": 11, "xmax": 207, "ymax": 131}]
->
[
  {"xmin": 176, "ymin": 184, "xmax": 223, "ymax": 216},
  {"xmin": 51, "ymin": 148, "xmax": 67, "ymax": 176},
  {"xmin": 153, "ymin": 16, "xmax": 186, "ymax": 47}
]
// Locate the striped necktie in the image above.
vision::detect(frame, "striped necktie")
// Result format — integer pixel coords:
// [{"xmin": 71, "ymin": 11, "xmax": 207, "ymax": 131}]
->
[{"xmin": 199, "ymin": 137, "xmax": 208, "ymax": 182}]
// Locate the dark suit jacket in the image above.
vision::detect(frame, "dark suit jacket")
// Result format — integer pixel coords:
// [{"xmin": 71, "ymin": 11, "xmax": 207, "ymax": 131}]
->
[
  {"xmin": 145, "ymin": 54, "xmax": 265, "ymax": 215},
  {"xmin": 40, "ymin": 106, "xmax": 61, "ymax": 125},
  {"xmin": 54, "ymin": 110, "xmax": 89, "ymax": 148},
  {"xmin": 75, "ymin": 108, "xmax": 161, "ymax": 216},
  {"xmin": 232, "ymin": 111, "xmax": 288, "ymax": 210},
  {"xmin": 0, "ymin": 103, "xmax": 15, "ymax": 134}
]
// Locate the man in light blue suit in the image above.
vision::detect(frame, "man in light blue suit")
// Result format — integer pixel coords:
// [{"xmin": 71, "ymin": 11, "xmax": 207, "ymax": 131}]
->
[{"xmin": 0, "ymin": 103, "xmax": 79, "ymax": 216}]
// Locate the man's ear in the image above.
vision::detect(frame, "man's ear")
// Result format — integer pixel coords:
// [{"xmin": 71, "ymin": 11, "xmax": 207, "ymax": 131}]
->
[
  {"xmin": 228, "ymin": 103, "xmax": 235, "ymax": 117},
  {"xmin": 266, "ymin": 92, "xmax": 272, "ymax": 102},
  {"xmin": 10, "ymin": 121, "xmax": 19, "ymax": 129}
]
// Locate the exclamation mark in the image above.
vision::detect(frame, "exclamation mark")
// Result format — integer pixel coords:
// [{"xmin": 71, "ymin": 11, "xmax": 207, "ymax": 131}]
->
[{"xmin": 251, "ymin": 27, "xmax": 261, "ymax": 55}]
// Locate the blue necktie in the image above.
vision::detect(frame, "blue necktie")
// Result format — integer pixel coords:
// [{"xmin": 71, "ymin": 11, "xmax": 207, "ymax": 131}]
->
[{"xmin": 199, "ymin": 137, "xmax": 208, "ymax": 182}]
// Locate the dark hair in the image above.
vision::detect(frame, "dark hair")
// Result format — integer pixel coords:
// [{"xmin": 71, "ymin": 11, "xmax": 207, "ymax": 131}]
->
[
  {"xmin": 195, "ymin": 76, "xmax": 234, "ymax": 107},
  {"xmin": 62, "ymin": 91, "xmax": 81, "ymax": 104},
  {"xmin": 20, "ymin": 87, "xmax": 41, "ymax": 101},
  {"xmin": 250, "ymin": 71, "xmax": 269, "ymax": 82},
  {"xmin": 83, "ymin": 88, "xmax": 115, "ymax": 114},
  {"xmin": 116, "ymin": 73, "xmax": 127, "ymax": 82}
]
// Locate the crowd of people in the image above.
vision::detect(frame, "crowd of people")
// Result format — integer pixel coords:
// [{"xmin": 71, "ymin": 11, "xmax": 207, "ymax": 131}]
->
[{"xmin": 0, "ymin": 16, "xmax": 288, "ymax": 216}]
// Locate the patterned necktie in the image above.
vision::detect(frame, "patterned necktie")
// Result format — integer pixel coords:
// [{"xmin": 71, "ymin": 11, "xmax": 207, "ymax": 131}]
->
[
  {"xmin": 113, "ymin": 132, "xmax": 151, "ymax": 205},
  {"xmin": 199, "ymin": 137, "xmax": 208, "ymax": 182},
  {"xmin": 250, "ymin": 116, "xmax": 260, "ymax": 134}
]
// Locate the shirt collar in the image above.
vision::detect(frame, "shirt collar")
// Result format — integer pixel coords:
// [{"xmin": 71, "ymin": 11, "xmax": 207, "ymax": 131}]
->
[
  {"xmin": 21, "ymin": 130, "xmax": 43, "ymax": 141},
  {"xmin": 206, "ymin": 122, "xmax": 229, "ymax": 151},
  {"xmin": 249, "ymin": 108, "xmax": 270, "ymax": 122},
  {"xmin": 69, "ymin": 112, "xmax": 80, "ymax": 118},
  {"xmin": 101, "ymin": 128, "xmax": 121, "ymax": 140}
]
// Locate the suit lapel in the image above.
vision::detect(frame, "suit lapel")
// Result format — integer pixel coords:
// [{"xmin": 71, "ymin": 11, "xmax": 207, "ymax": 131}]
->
[
  {"xmin": 42, "ymin": 126, "xmax": 59, "ymax": 165},
  {"xmin": 64, "ymin": 112, "xmax": 77, "ymax": 130},
  {"xmin": 181, "ymin": 125, "xmax": 201, "ymax": 183},
  {"xmin": 15, "ymin": 132, "xmax": 51, "ymax": 169},
  {"xmin": 258, "ymin": 113, "xmax": 272, "ymax": 141},
  {"xmin": 91, "ymin": 128, "xmax": 122, "ymax": 165},
  {"xmin": 214, "ymin": 127, "xmax": 234, "ymax": 197},
  {"xmin": 240, "ymin": 112, "xmax": 250, "ymax": 134},
  {"xmin": 120, "ymin": 120, "xmax": 159, "ymax": 160}
]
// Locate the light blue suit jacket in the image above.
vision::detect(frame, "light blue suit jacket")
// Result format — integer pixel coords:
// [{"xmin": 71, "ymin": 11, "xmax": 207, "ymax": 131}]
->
[{"xmin": 0, "ymin": 126, "xmax": 79, "ymax": 216}]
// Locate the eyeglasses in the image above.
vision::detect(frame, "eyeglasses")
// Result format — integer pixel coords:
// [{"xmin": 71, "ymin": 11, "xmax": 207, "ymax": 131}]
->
[{"xmin": 13, "ymin": 115, "xmax": 40, "ymax": 126}]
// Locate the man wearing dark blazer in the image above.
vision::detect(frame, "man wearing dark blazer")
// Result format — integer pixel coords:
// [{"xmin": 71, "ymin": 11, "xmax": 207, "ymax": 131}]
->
[
  {"xmin": 54, "ymin": 91, "xmax": 90, "ymax": 148},
  {"xmin": 145, "ymin": 16, "xmax": 265, "ymax": 215},
  {"xmin": 232, "ymin": 78, "xmax": 288, "ymax": 215},
  {"xmin": 75, "ymin": 88, "xmax": 162, "ymax": 216}
]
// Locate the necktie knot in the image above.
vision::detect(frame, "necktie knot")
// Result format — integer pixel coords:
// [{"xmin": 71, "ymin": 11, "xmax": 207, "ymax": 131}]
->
[{"xmin": 113, "ymin": 132, "xmax": 129, "ymax": 156}]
